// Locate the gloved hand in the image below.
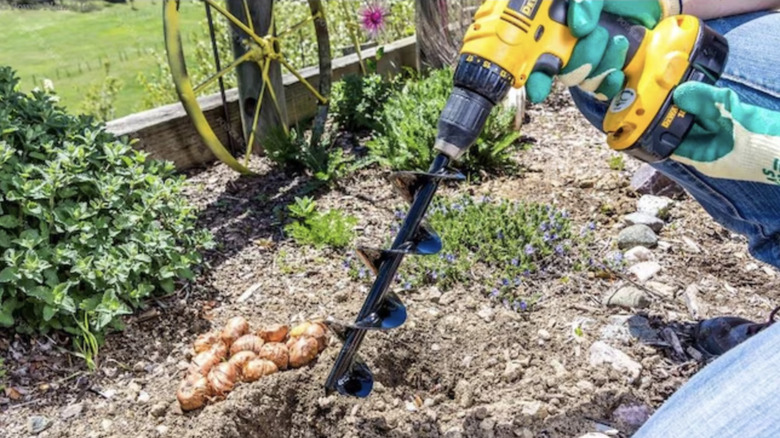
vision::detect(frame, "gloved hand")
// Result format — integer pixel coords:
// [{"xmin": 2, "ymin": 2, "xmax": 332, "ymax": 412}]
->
[
  {"xmin": 671, "ymin": 83, "xmax": 780, "ymax": 185},
  {"xmin": 526, "ymin": 0, "xmax": 681, "ymax": 103}
]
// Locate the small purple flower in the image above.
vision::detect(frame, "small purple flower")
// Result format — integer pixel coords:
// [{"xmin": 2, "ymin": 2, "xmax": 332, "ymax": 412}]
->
[
  {"xmin": 523, "ymin": 269, "xmax": 531, "ymax": 277},
  {"xmin": 502, "ymin": 278, "xmax": 510, "ymax": 286},
  {"xmin": 514, "ymin": 277, "xmax": 521, "ymax": 286},
  {"xmin": 342, "ymin": 259, "xmax": 350, "ymax": 269},
  {"xmin": 490, "ymin": 289, "xmax": 500, "ymax": 298},
  {"xmin": 359, "ymin": 2, "xmax": 389, "ymax": 38},
  {"xmin": 497, "ymin": 230, "xmax": 505, "ymax": 240},
  {"xmin": 452, "ymin": 203, "xmax": 464, "ymax": 213},
  {"xmin": 613, "ymin": 252, "xmax": 624, "ymax": 263},
  {"xmin": 540, "ymin": 222, "xmax": 549, "ymax": 232},
  {"xmin": 404, "ymin": 282, "xmax": 412, "ymax": 290},
  {"xmin": 394, "ymin": 210, "xmax": 405, "ymax": 219},
  {"xmin": 446, "ymin": 254, "xmax": 456, "ymax": 263},
  {"xmin": 524, "ymin": 244, "xmax": 535, "ymax": 255},
  {"xmin": 502, "ymin": 298, "xmax": 510, "ymax": 308},
  {"xmin": 555, "ymin": 244, "xmax": 565, "ymax": 255},
  {"xmin": 588, "ymin": 221, "xmax": 596, "ymax": 230},
  {"xmin": 512, "ymin": 301, "xmax": 521, "ymax": 311},
  {"xmin": 430, "ymin": 270, "xmax": 438, "ymax": 280},
  {"xmin": 358, "ymin": 268, "xmax": 367, "ymax": 279},
  {"xmin": 561, "ymin": 210, "xmax": 570, "ymax": 219},
  {"xmin": 520, "ymin": 301, "xmax": 528, "ymax": 311},
  {"xmin": 543, "ymin": 232, "xmax": 551, "ymax": 242},
  {"xmin": 511, "ymin": 258, "xmax": 518, "ymax": 266}
]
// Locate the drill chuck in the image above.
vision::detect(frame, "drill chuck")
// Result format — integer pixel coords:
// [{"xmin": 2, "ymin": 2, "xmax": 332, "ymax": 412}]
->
[{"xmin": 434, "ymin": 54, "xmax": 514, "ymax": 160}]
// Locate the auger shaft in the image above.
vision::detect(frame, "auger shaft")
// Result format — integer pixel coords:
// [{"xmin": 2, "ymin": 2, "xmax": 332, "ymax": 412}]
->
[{"xmin": 325, "ymin": 154, "xmax": 451, "ymax": 396}]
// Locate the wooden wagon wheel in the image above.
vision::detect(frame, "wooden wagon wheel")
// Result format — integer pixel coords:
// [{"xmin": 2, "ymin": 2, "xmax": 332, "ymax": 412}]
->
[{"xmin": 163, "ymin": 0, "xmax": 332, "ymax": 174}]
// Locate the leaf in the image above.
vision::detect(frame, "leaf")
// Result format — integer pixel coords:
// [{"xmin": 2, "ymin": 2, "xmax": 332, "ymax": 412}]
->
[
  {"xmin": 0, "ymin": 215, "xmax": 19, "ymax": 229},
  {"xmin": 43, "ymin": 305, "xmax": 56, "ymax": 322},
  {"xmin": 160, "ymin": 278, "xmax": 175, "ymax": 294},
  {"xmin": 0, "ymin": 298, "xmax": 17, "ymax": 327},
  {"xmin": 0, "ymin": 267, "xmax": 18, "ymax": 283}
]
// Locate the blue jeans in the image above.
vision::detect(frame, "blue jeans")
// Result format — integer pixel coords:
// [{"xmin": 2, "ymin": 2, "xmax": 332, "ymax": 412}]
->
[{"xmin": 569, "ymin": 11, "xmax": 780, "ymax": 438}]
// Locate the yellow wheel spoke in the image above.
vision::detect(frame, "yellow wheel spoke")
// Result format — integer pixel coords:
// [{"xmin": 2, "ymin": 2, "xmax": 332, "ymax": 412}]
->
[
  {"xmin": 203, "ymin": 0, "xmax": 263, "ymax": 45},
  {"xmin": 245, "ymin": 58, "xmax": 270, "ymax": 165},
  {"xmin": 241, "ymin": 0, "xmax": 254, "ymax": 33},
  {"xmin": 278, "ymin": 56, "xmax": 328, "ymax": 104},
  {"xmin": 276, "ymin": 12, "xmax": 321, "ymax": 39},
  {"xmin": 193, "ymin": 50, "xmax": 252, "ymax": 95}
]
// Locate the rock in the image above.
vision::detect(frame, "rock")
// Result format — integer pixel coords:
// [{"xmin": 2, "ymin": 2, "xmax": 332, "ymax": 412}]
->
[
  {"xmin": 474, "ymin": 406, "xmax": 489, "ymax": 420},
  {"xmin": 645, "ymin": 281, "xmax": 678, "ymax": 298},
  {"xmin": 613, "ymin": 403, "xmax": 653, "ymax": 432},
  {"xmin": 600, "ymin": 321, "xmax": 632, "ymax": 344},
  {"xmin": 682, "ymin": 236, "xmax": 702, "ymax": 254},
  {"xmin": 628, "ymin": 261, "xmax": 662, "ymax": 282},
  {"xmin": 624, "ymin": 212, "xmax": 664, "ymax": 233},
  {"xmin": 550, "ymin": 359, "xmax": 568, "ymax": 377},
  {"xmin": 624, "ymin": 246, "xmax": 654, "ymax": 263},
  {"xmin": 477, "ymin": 305, "xmax": 494, "ymax": 323},
  {"xmin": 318, "ymin": 395, "xmax": 335, "ymax": 410},
  {"xmin": 519, "ymin": 400, "xmax": 545, "ymax": 417},
  {"xmin": 28, "ymin": 416, "xmax": 51, "ymax": 435},
  {"xmin": 156, "ymin": 425, "xmax": 169, "ymax": 436},
  {"xmin": 61, "ymin": 403, "xmax": 83, "ymax": 420},
  {"xmin": 455, "ymin": 380, "xmax": 473, "ymax": 408},
  {"xmin": 618, "ymin": 225, "xmax": 658, "ymax": 250},
  {"xmin": 427, "ymin": 287, "xmax": 442, "ymax": 303},
  {"xmin": 605, "ymin": 286, "xmax": 651, "ymax": 309},
  {"xmin": 444, "ymin": 427, "xmax": 464, "ymax": 438},
  {"xmin": 637, "ymin": 195, "xmax": 674, "ymax": 218},
  {"xmin": 514, "ymin": 428, "xmax": 534, "ymax": 438},
  {"xmin": 503, "ymin": 361, "xmax": 523, "ymax": 382},
  {"xmin": 405, "ymin": 401, "xmax": 418, "ymax": 412},
  {"xmin": 137, "ymin": 391, "xmax": 151, "ymax": 404},
  {"xmin": 133, "ymin": 361, "xmax": 146, "ymax": 373},
  {"xmin": 630, "ymin": 164, "xmax": 685, "ymax": 198},
  {"xmin": 537, "ymin": 329, "xmax": 552, "ymax": 341},
  {"xmin": 578, "ymin": 434, "xmax": 611, "ymax": 438},
  {"xmin": 589, "ymin": 341, "xmax": 642, "ymax": 383},
  {"xmin": 101, "ymin": 418, "xmax": 113, "ymax": 432},
  {"xmin": 480, "ymin": 418, "xmax": 496, "ymax": 431},
  {"xmin": 150, "ymin": 401, "xmax": 169, "ymax": 418},
  {"xmin": 682, "ymin": 284, "xmax": 705, "ymax": 319}
]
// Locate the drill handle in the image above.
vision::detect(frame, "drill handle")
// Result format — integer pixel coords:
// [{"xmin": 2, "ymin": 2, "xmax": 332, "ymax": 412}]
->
[{"xmin": 597, "ymin": 12, "xmax": 647, "ymax": 70}]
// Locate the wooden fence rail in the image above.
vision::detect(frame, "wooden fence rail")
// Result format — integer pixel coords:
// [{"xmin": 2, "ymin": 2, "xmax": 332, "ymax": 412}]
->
[{"xmin": 106, "ymin": 36, "xmax": 418, "ymax": 171}]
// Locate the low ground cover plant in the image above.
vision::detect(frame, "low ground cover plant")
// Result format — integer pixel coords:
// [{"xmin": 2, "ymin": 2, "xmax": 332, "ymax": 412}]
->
[
  {"xmin": 285, "ymin": 196, "xmax": 356, "ymax": 249},
  {"xmin": 344, "ymin": 195, "xmax": 592, "ymax": 311},
  {"xmin": 0, "ymin": 67, "xmax": 212, "ymax": 358}
]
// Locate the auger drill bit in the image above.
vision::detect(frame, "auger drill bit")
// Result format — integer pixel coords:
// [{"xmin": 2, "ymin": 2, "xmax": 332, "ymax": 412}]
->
[{"xmin": 325, "ymin": 154, "xmax": 465, "ymax": 397}]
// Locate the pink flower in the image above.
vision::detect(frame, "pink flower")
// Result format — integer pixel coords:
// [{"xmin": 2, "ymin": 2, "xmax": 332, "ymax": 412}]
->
[{"xmin": 359, "ymin": 2, "xmax": 389, "ymax": 38}]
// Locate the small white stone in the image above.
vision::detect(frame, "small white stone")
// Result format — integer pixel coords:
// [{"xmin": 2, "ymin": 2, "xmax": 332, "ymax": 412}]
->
[
  {"xmin": 628, "ymin": 261, "xmax": 662, "ymax": 282},
  {"xmin": 681, "ymin": 236, "xmax": 701, "ymax": 254},
  {"xmin": 537, "ymin": 329, "xmax": 552, "ymax": 341},
  {"xmin": 137, "ymin": 391, "xmax": 151, "ymax": 404},
  {"xmin": 155, "ymin": 425, "xmax": 169, "ymax": 436},
  {"xmin": 476, "ymin": 306, "xmax": 494, "ymax": 323},
  {"xmin": 624, "ymin": 246, "xmax": 654, "ymax": 264},
  {"xmin": 637, "ymin": 195, "xmax": 674, "ymax": 218},
  {"xmin": 589, "ymin": 341, "xmax": 642, "ymax": 383}
]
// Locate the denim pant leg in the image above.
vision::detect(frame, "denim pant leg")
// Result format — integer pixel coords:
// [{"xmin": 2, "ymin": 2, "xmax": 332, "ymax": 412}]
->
[{"xmin": 568, "ymin": 12, "xmax": 780, "ymax": 438}]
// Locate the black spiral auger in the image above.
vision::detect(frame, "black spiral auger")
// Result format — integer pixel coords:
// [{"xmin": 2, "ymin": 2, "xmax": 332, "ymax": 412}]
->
[{"xmin": 324, "ymin": 154, "xmax": 465, "ymax": 397}]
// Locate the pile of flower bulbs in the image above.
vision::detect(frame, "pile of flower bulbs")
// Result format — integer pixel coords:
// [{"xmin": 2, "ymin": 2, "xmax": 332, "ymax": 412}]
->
[{"xmin": 177, "ymin": 316, "xmax": 328, "ymax": 411}]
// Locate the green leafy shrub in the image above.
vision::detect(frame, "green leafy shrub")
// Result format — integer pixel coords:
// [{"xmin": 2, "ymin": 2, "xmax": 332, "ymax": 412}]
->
[
  {"xmin": 345, "ymin": 196, "xmax": 588, "ymax": 311},
  {"xmin": 263, "ymin": 127, "xmax": 356, "ymax": 184},
  {"xmin": 331, "ymin": 73, "xmax": 394, "ymax": 132},
  {"xmin": 0, "ymin": 67, "xmax": 212, "ymax": 340},
  {"xmin": 367, "ymin": 69, "xmax": 522, "ymax": 175},
  {"xmin": 285, "ymin": 196, "xmax": 356, "ymax": 248}
]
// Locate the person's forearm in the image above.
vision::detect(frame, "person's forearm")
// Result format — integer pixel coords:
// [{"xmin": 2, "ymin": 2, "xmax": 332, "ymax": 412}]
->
[{"xmin": 683, "ymin": 0, "xmax": 780, "ymax": 20}]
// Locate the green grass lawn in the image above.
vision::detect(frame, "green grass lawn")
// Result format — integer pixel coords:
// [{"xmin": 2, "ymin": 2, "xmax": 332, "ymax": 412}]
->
[{"xmin": 0, "ymin": 1, "xmax": 203, "ymax": 118}]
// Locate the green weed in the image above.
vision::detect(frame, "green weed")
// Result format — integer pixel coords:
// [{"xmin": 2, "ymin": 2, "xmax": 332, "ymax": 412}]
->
[{"xmin": 285, "ymin": 197, "xmax": 356, "ymax": 249}]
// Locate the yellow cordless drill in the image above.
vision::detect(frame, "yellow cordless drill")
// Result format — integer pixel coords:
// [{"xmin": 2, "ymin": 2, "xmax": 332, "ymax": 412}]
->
[{"xmin": 434, "ymin": 0, "xmax": 728, "ymax": 163}]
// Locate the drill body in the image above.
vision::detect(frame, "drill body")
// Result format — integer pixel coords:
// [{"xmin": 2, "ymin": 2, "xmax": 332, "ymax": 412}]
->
[{"xmin": 435, "ymin": 0, "xmax": 728, "ymax": 163}]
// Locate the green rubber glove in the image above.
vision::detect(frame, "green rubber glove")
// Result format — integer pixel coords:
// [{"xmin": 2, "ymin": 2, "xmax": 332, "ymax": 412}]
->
[
  {"xmin": 526, "ymin": 0, "xmax": 679, "ymax": 103},
  {"xmin": 671, "ymin": 83, "xmax": 780, "ymax": 186}
]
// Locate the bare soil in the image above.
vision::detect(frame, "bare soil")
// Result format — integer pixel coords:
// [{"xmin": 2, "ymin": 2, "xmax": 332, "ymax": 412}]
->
[{"xmin": 2, "ymin": 87, "xmax": 779, "ymax": 438}]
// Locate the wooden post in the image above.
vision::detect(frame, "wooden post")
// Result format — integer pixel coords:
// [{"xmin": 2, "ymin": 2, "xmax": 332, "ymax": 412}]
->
[{"xmin": 226, "ymin": 0, "xmax": 287, "ymax": 153}]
